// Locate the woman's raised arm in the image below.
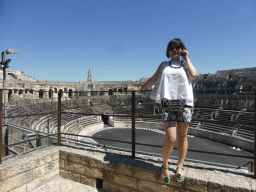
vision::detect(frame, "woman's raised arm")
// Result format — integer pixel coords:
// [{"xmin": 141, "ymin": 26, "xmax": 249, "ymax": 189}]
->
[{"xmin": 137, "ymin": 62, "xmax": 164, "ymax": 93}]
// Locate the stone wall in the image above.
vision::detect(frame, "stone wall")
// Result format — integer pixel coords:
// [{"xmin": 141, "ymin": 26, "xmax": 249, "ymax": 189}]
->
[
  {"xmin": 59, "ymin": 146, "xmax": 254, "ymax": 192},
  {"xmin": 0, "ymin": 146, "xmax": 59, "ymax": 192},
  {"xmin": 0, "ymin": 145, "xmax": 255, "ymax": 192}
]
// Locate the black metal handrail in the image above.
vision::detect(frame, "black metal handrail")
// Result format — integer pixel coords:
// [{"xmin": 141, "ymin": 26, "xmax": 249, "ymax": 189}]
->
[{"xmin": 0, "ymin": 88, "xmax": 255, "ymax": 178}]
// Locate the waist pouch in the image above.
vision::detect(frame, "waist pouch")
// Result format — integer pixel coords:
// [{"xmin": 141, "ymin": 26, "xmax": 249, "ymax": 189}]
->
[{"xmin": 161, "ymin": 99, "xmax": 191, "ymax": 111}]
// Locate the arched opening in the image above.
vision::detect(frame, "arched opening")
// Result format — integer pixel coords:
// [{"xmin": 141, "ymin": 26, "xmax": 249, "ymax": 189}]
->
[
  {"xmin": 54, "ymin": 88, "xmax": 58, "ymax": 93},
  {"xmin": 68, "ymin": 89, "xmax": 73, "ymax": 97},
  {"xmin": 39, "ymin": 89, "xmax": 44, "ymax": 98},
  {"xmin": 108, "ymin": 89, "xmax": 113, "ymax": 95},
  {"xmin": 29, "ymin": 89, "xmax": 33, "ymax": 94},
  {"xmin": 64, "ymin": 88, "xmax": 68, "ymax": 93},
  {"xmin": 8, "ymin": 90, "xmax": 12, "ymax": 101},
  {"xmin": 101, "ymin": 115, "xmax": 109, "ymax": 124},
  {"xmin": 19, "ymin": 90, "xmax": 23, "ymax": 95},
  {"xmin": 14, "ymin": 89, "xmax": 18, "ymax": 94},
  {"xmin": 49, "ymin": 89, "xmax": 53, "ymax": 98},
  {"xmin": 118, "ymin": 88, "xmax": 122, "ymax": 93}
]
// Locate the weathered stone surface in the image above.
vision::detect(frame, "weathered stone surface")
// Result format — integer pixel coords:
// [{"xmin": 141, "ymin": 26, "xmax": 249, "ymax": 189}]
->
[
  {"xmin": 80, "ymin": 175, "xmax": 97, "ymax": 187},
  {"xmin": 113, "ymin": 174, "xmax": 138, "ymax": 190},
  {"xmin": 207, "ymin": 170, "xmax": 251, "ymax": 192},
  {"xmin": 102, "ymin": 169, "xmax": 114, "ymax": 182},
  {"xmin": 84, "ymin": 165, "xmax": 104, "ymax": 179},
  {"xmin": 133, "ymin": 166, "xmax": 158, "ymax": 182},
  {"xmin": 60, "ymin": 150, "xmax": 68, "ymax": 160},
  {"xmin": 0, "ymin": 164, "xmax": 22, "ymax": 180},
  {"xmin": 0, "ymin": 170, "xmax": 32, "ymax": 192},
  {"xmin": 118, "ymin": 185, "xmax": 138, "ymax": 192},
  {"xmin": 44, "ymin": 168, "xmax": 59, "ymax": 183},
  {"xmin": 67, "ymin": 152, "xmax": 81, "ymax": 163},
  {"xmin": 37, "ymin": 154, "xmax": 52, "ymax": 167},
  {"xmin": 26, "ymin": 176, "xmax": 45, "ymax": 191},
  {"xmin": 184, "ymin": 168, "xmax": 209, "ymax": 192},
  {"xmin": 103, "ymin": 181, "xmax": 119, "ymax": 192},
  {"xmin": 67, "ymin": 171, "xmax": 80, "ymax": 182},
  {"xmin": 79, "ymin": 154, "xmax": 90, "ymax": 165},
  {"xmin": 89, "ymin": 157, "xmax": 117, "ymax": 172},
  {"xmin": 65, "ymin": 161, "xmax": 85, "ymax": 175},
  {"xmin": 59, "ymin": 159, "xmax": 65, "ymax": 169},
  {"xmin": 52, "ymin": 151, "xmax": 59, "ymax": 161},
  {"xmin": 32, "ymin": 162, "xmax": 55, "ymax": 179},
  {"xmin": 138, "ymin": 180, "xmax": 171, "ymax": 192},
  {"xmin": 59, "ymin": 169, "xmax": 68, "ymax": 179},
  {"xmin": 21, "ymin": 158, "xmax": 38, "ymax": 173},
  {"xmin": 9, "ymin": 184, "xmax": 27, "ymax": 192}
]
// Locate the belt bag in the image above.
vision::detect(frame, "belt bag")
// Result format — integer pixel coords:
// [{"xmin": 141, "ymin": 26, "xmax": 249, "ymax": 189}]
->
[{"xmin": 161, "ymin": 99, "xmax": 185, "ymax": 110}]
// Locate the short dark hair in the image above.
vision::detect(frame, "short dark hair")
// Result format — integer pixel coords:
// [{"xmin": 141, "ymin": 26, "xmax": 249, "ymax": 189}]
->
[{"xmin": 166, "ymin": 38, "xmax": 187, "ymax": 58}]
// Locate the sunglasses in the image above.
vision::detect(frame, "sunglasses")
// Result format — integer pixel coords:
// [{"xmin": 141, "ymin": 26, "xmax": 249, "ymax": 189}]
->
[{"xmin": 169, "ymin": 45, "xmax": 183, "ymax": 51}]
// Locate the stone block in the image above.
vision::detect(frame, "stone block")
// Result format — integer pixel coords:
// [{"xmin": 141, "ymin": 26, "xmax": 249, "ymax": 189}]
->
[
  {"xmin": 102, "ymin": 169, "xmax": 114, "ymax": 182},
  {"xmin": 116, "ymin": 162, "xmax": 133, "ymax": 177},
  {"xmin": 67, "ymin": 171, "xmax": 80, "ymax": 183},
  {"xmin": 65, "ymin": 161, "xmax": 86, "ymax": 175},
  {"xmin": 44, "ymin": 169, "xmax": 59, "ymax": 183},
  {"xmin": 103, "ymin": 181, "xmax": 118, "ymax": 192},
  {"xmin": 0, "ymin": 170, "xmax": 32, "ymax": 192},
  {"xmin": 60, "ymin": 150, "xmax": 68, "ymax": 160},
  {"xmin": 67, "ymin": 152, "xmax": 81, "ymax": 163},
  {"xmin": 0, "ymin": 164, "xmax": 22, "ymax": 180},
  {"xmin": 118, "ymin": 185, "xmax": 138, "ymax": 192},
  {"xmin": 59, "ymin": 159, "xmax": 65, "ymax": 170},
  {"xmin": 37, "ymin": 154, "xmax": 52, "ymax": 167},
  {"xmin": 133, "ymin": 166, "xmax": 158, "ymax": 182},
  {"xmin": 138, "ymin": 180, "xmax": 170, "ymax": 192},
  {"xmin": 9, "ymin": 184, "xmax": 26, "ymax": 192},
  {"xmin": 89, "ymin": 157, "xmax": 117, "ymax": 172},
  {"xmin": 59, "ymin": 169, "xmax": 68, "ymax": 179},
  {"xmin": 80, "ymin": 175, "xmax": 96, "ymax": 187},
  {"xmin": 184, "ymin": 169, "xmax": 209, "ymax": 191},
  {"xmin": 79, "ymin": 154, "xmax": 90, "ymax": 165},
  {"xmin": 52, "ymin": 151, "xmax": 59, "ymax": 161},
  {"xmin": 32, "ymin": 162, "xmax": 54, "ymax": 180},
  {"xmin": 207, "ymin": 170, "xmax": 251, "ymax": 192},
  {"xmin": 84, "ymin": 165, "xmax": 104, "ymax": 179},
  {"xmin": 21, "ymin": 158, "xmax": 38, "ymax": 173},
  {"xmin": 113, "ymin": 174, "xmax": 138, "ymax": 190},
  {"xmin": 26, "ymin": 176, "xmax": 45, "ymax": 192}
]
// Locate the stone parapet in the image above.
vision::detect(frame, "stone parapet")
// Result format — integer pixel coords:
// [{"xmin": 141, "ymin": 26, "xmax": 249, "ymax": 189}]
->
[
  {"xmin": 1, "ymin": 145, "xmax": 255, "ymax": 191},
  {"xmin": 58, "ymin": 145, "xmax": 255, "ymax": 192}
]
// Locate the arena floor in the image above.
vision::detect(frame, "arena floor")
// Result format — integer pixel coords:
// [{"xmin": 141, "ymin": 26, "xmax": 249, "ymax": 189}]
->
[{"xmin": 85, "ymin": 126, "xmax": 254, "ymax": 172}]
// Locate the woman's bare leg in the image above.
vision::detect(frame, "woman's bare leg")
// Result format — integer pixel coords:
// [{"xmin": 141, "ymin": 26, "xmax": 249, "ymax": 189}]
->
[
  {"xmin": 176, "ymin": 122, "xmax": 189, "ymax": 176},
  {"xmin": 162, "ymin": 121, "xmax": 177, "ymax": 178}
]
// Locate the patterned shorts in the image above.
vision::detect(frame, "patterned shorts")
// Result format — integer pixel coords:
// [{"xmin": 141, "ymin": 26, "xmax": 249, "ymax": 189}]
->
[{"xmin": 162, "ymin": 99, "xmax": 194, "ymax": 123}]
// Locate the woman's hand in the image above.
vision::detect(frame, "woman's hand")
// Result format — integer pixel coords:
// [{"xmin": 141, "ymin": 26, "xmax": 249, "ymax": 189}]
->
[
  {"xmin": 137, "ymin": 87, "xmax": 143, "ymax": 93},
  {"xmin": 182, "ymin": 49, "xmax": 189, "ymax": 61}
]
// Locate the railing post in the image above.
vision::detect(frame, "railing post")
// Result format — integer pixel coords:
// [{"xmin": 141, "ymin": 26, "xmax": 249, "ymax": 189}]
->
[
  {"xmin": 58, "ymin": 92, "xmax": 61, "ymax": 146},
  {"xmin": 132, "ymin": 91, "xmax": 135, "ymax": 159},
  {"xmin": 254, "ymin": 89, "xmax": 256, "ymax": 177},
  {"xmin": 0, "ymin": 89, "xmax": 2, "ymax": 163}
]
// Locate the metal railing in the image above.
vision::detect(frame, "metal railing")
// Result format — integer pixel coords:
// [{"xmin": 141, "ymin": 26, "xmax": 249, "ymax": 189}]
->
[{"xmin": 0, "ymin": 88, "xmax": 256, "ymax": 177}]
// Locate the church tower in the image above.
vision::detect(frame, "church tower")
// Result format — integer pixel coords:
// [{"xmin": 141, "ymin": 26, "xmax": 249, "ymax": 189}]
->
[{"xmin": 87, "ymin": 66, "xmax": 92, "ymax": 82}]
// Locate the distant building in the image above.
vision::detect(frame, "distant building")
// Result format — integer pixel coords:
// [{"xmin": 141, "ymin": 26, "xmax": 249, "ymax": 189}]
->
[{"xmin": 87, "ymin": 66, "xmax": 92, "ymax": 82}]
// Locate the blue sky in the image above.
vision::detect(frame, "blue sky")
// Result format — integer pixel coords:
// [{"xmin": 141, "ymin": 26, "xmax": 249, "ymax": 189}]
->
[{"xmin": 1, "ymin": 0, "xmax": 255, "ymax": 82}]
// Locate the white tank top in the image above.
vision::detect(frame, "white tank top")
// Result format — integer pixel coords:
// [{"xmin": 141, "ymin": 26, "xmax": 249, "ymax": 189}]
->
[{"xmin": 155, "ymin": 61, "xmax": 194, "ymax": 107}]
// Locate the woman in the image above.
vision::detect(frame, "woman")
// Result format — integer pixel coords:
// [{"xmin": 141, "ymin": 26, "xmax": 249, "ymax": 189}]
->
[{"xmin": 137, "ymin": 38, "xmax": 197, "ymax": 183}]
